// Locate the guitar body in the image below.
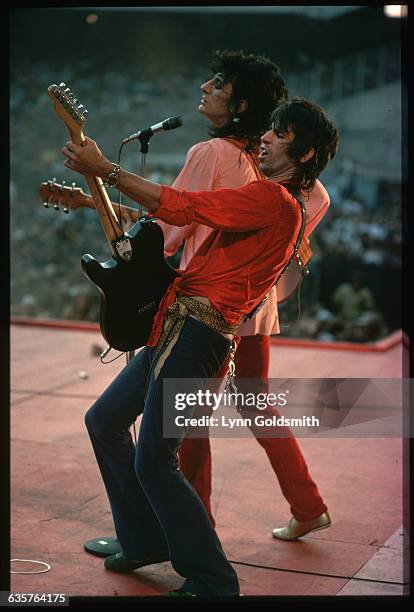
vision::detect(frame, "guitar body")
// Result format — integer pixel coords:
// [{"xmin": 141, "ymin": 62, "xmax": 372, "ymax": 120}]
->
[
  {"xmin": 81, "ymin": 218, "xmax": 178, "ymax": 351},
  {"xmin": 276, "ymin": 240, "xmax": 312, "ymax": 304},
  {"xmin": 276, "ymin": 258, "xmax": 305, "ymax": 304}
]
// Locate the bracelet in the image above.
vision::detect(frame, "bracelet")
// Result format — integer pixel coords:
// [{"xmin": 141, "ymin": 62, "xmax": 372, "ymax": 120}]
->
[{"xmin": 103, "ymin": 163, "xmax": 121, "ymax": 188}]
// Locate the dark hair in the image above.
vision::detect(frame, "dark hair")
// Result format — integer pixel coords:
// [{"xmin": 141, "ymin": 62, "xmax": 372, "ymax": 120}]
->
[
  {"xmin": 270, "ymin": 97, "xmax": 339, "ymax": 191},
  {"xmin": 208, "ymin": 49, "xmax": 288, "ymax": 151}
]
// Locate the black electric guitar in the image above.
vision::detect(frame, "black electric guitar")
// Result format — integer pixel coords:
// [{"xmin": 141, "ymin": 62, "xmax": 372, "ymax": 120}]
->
[{"xmin": 47, "ymin": 83, "xmax": 178, "ymax": 351}]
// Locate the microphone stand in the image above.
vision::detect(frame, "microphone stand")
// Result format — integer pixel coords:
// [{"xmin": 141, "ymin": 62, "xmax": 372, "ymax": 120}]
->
[
  {"xmin": 126, "ymin": 131, "xmax": 152, "ymax": 370},
  {"xmin": 126, "ymin": 131, "xmax": 154, "ymax": 445},
  {"xmin": 136, "ymin": 130, "xmax": 153, "ymax": 217}
]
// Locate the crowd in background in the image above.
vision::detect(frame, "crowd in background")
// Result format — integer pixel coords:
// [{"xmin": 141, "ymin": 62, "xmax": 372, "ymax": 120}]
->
[{"xmin": 11, "ymin": 64, "xmax": 401, "ymax": 343}]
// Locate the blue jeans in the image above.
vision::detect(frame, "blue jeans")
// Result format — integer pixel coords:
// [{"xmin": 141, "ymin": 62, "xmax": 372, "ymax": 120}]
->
[{"xmin": 85, "ymin": 316, "xmax": 239, "ymax": 596}]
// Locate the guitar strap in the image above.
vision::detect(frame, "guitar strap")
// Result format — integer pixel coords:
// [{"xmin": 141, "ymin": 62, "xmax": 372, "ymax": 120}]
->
[{"xmin": 244, "ymin": 183, "xmax": 307, "ymax": 321}]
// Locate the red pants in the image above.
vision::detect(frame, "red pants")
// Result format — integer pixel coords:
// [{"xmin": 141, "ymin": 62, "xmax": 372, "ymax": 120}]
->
[{"xmin": 178, "ymin": 334, "xmax": 327, "ymax": 526}]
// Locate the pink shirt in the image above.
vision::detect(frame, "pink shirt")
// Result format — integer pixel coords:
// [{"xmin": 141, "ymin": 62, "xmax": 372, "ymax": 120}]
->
[{"xmin": 157, "ymin": 138, "xmax": 330, "ymax": 336}]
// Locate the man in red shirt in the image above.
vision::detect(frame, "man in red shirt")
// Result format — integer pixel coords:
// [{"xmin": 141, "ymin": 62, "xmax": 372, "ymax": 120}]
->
[{"xmin": 63, "ymin": 97, "xmax": 339, "ymax": 597}]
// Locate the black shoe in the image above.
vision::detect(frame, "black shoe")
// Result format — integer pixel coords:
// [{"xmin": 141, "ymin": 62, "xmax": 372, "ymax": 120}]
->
[
  {"xmin": 166, "ymin": 588, "xmax": 197, "ymax": 597},
  {"xmin": 104, "ymin": 551, "xmax": 169, "ymax": 573},
  {"xmin": 84, "ymin": 536, "xmax": 122, "ymax": 558},
  {"xmin": 165, "ymin": 588, "xmax": 242, "ymax": 598}
]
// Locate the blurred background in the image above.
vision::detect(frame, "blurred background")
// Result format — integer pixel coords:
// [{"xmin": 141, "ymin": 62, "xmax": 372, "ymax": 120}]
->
[{"xmin": 10, "ymin": 6, "xmax": 406, "ymax": 342}]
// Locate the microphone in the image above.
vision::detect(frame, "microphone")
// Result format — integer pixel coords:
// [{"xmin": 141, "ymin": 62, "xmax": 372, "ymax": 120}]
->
[{"xmin": 122, "ymin": 115, "xmax": 183, "ymax": 144}]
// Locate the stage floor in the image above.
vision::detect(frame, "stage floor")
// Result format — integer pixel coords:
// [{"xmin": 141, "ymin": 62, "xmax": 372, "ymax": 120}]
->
[{"xmin": 9, "ymin": 322, "xmax": 409, "ymax": 599}]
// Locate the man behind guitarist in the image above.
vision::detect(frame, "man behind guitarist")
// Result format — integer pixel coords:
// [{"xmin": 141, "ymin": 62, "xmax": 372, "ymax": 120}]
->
[
  {"xmin": 82, "ymin": 51, "xmax": 333, "ymax": 563},
  {"xmin": 62, "ymin": 96, "xmax": 339, "ymax": 597}
]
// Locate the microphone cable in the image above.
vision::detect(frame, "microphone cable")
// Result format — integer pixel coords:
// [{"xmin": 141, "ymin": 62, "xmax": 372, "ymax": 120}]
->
[
  {"xmin": 115, "ymin": 140, "xmax": 146, "ymax": 230},
  {"xmin": 116, "ymin": 141, "xmax": 126, "ymax": 232}
]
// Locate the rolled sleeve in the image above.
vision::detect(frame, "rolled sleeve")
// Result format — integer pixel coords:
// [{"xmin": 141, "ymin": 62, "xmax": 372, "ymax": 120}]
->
[
  {"xmin": 157, "ymin": 185, "xmax": 196, "ymax": 226},
  {"xmin": 156, "ymin": 181, "xmax": 281, "ymax": 232}
]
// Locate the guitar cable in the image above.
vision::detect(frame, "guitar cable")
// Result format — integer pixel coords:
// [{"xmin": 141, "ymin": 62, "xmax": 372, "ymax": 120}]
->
[{"xmin": 100, "ymin": 346, "xmax": 126, "ymax": 364}]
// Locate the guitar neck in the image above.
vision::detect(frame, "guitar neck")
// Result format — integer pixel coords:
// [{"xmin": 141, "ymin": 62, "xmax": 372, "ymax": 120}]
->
[
  {"xmin": 84, "ymin": 175, "xmax": 125, "ymax": 244},
  {"xmin": 80, "ymin": 190, "xmax": 140, "ymax": 224},
  {"xmin": 48, "ymin": 82, "xmax": 127, "ymax": 250},
  {"xmin": 65, "ymin": 124, "xmax": 124, "ymax": 246},
  {"xmin": 69, "ymin": 134, "xmax": 124, "ymax": 250}
]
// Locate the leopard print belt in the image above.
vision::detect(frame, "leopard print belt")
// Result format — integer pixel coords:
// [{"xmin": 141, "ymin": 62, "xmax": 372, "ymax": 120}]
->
[{"xmin": 152, "ymin": 295, "xmax": 239, "ymax": 380}]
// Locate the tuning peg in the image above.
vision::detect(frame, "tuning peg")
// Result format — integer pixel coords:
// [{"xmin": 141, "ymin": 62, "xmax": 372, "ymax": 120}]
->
[
  {"xmin": 77, "ymin": 104, "xmax": 84, "ymax": 111},
  {"xmin": 60, "ymin": 180, "xmax": 66, "ymax": 193},
  {"xmin": 63, "ymin": 207, "xmax": 70, "ymax": 214},
  {"xmin": 53, "ymin": 203, "xmax": 60, "ymax": 210},
  {"xmin": 71, "ymin": 182, "xmax": 76, "ymax": 193},
  {"xmin": 83, "ymin": 109, "xmax": 88, "ymax": 115},
  {"xmin": 59, "ymin": 82, "xmax": 66, "ymax": 88},
  {"xmin": 43, "ymin": 201, "xmax": 49, "ymax": 208}
]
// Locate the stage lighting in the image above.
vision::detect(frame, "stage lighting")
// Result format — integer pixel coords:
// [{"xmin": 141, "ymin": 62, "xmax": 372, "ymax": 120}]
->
[
  {"xmin": 384, "ymin": 5, "xmax": 408, "ymax": 18},
  {"xmin": 86, "ymin": 14, "xmax": 99, "ymax": 24}
]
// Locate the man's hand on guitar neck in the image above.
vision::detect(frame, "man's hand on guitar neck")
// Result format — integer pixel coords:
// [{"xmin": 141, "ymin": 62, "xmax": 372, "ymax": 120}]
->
[
  {"xmin": 63, "ymin": 136, "xmax": 112, "ymax": 177},
  {"xmin": 62, "ymin": 136, "xmax": 162, "ymax": 213}
]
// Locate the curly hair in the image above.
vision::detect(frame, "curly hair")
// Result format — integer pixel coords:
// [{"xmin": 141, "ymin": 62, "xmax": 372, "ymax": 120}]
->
[
  {"xmin": 270, "ymin": 97, "xmax": 339, "ymax": 191},
  {"xmin": 208, "ymin": 49, "xmax": 288, "ymax": 151}
]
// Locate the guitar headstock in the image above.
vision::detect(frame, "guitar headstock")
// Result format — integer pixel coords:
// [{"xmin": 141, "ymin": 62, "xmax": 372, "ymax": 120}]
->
[
  {"xmin": 39, "ymin": 178, "xmax": 90, "ymax": 213},
  {"xmin": 48, "ymin": 82, "xmax": 88, "ymax": 145}
]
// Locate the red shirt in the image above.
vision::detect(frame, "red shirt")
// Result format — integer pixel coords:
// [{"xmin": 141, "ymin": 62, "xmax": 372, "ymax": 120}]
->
[{"xmin": 146, "ymin": 179, "xmax": 302, "ymax": 347}]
